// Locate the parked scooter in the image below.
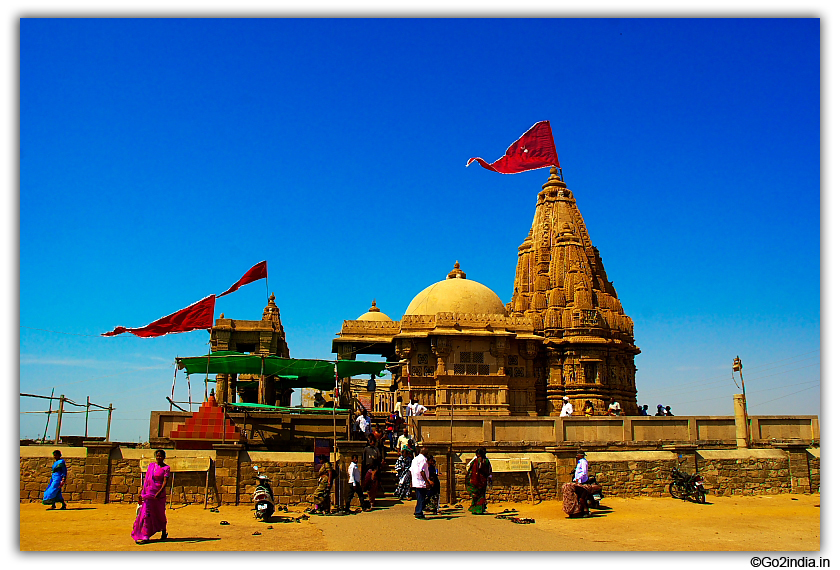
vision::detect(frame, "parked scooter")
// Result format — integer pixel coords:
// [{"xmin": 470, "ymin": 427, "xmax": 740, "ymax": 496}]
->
[
  {"xmin": 252, "ymin": 465, "xmax": 275, "ymax": 521},
  {"xmin": 585, "ymin": 474, "xmax": 604, "ymax": 508},
  {"xmin": 668, "ymin": 455, "xmax": 706, "ymax": 503},
  {"xmin": 569, "ymin": 469, "xmax": 604, "ymax": 508}
]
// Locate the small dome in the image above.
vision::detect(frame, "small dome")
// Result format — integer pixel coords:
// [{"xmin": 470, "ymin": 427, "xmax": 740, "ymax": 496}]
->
[
  {"xmin": 404, "ymin": 262, "xmax": 507, "ymax": 316},
  {"xmin": 357, "ymin": 299, "xmax": 392, "ymax": 321}
]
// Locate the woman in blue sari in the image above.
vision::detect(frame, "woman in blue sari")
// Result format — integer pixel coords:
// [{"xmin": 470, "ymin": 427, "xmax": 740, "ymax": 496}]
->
[{"xmin": 43, "ymin": 450, "xmax": 67, "ymax": 510}]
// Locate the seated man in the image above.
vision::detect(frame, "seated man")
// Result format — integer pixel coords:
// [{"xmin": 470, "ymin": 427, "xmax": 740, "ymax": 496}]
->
[
  {"xmin": 607, "ymin": 398, "xmax": 621, "ymax": 416},
  {"xmin": 561, "ymin": 451, "xmax": 601, "ymax": 518}
]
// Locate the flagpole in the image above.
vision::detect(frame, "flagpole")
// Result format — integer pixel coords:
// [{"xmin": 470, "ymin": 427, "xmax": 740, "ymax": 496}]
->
[
  {"xmin": 333, "ymin": 362, "xmax": 339, "ymax": 512},
  {"xmin": 204, "ymin": 345, "xmax": 211, "ymax": 402}
]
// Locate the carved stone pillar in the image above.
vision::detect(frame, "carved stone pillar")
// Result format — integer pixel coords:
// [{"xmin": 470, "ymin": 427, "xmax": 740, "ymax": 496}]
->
[
  {"xmin": 490, "ymin": 337, "xmax": 509, "ymax": 376},
  {"xmin": 215, "ymin": 374, "xmax": 228, "ymax": 405},
  {"xmin": 395, "ymin": 339, "xmax": 414, "ymax": 379},
  {"xmin": 544, "ymin": 347, "xmax": 565, "ymax": 415},
  {"xmin": 228, "ymin": 374, "xmax": 238, "ymax": 404},
  {"xmin": 430, "ymin": 336, "xmax": 451, "ymax": 376}
]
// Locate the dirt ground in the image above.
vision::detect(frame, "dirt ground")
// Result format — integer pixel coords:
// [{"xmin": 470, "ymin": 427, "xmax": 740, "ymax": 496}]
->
[{"xmin": 19, "ymin": 493, "xmax": 820, "ymax": 552}]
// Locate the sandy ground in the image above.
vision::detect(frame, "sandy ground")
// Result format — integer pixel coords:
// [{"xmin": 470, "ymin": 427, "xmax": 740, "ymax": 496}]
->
[{"xmin": 20, "ymin": 493, "xmax": 820, "ymax": 552}]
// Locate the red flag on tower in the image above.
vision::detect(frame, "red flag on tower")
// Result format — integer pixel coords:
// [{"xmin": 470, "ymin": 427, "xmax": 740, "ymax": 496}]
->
[
  {"xmin": 102, "ymin": 295, "xmax": 216, "ymax": 338},
  {"xmin": 218, "ymin": 261, "xmax": 268, "ymax": 298},
  {"xmin": 467, "ymin": 120, "xmax": 560, "ymax": 174}
]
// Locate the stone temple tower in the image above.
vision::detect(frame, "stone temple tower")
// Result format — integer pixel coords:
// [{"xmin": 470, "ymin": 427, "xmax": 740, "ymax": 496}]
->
[{"xmin": 509, "ymin": 167, "xmax": 640, "ymax": 416}]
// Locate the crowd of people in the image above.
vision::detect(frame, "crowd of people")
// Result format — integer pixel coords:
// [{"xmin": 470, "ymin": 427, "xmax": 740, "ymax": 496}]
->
[
  {"xmin": 36, "ymin": 394, "xmax": 638, "ymax": 543},
  {"xmin": 557, "ymin": 397, "xmax": 677, "ymax": 417},
  {"xmin": 638, "ymin": 404, "xmax": 675, "ymax": 416}
]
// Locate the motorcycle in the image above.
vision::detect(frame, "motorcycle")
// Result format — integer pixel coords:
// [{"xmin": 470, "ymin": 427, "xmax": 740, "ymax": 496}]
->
[
  {"xmin": 569, "ymin": 469, "xmax": 604, "ymax": 508},
  {"xmin": 252, "ymin": 465, "xmax": 276, "ymax": 521},
  {"xmin": 585, "ymin": 475, "xmax": 604, "ymax": 508},
  {"xmin": 668, "ymin": 456, "xmax": 706, "ymax": 503}
]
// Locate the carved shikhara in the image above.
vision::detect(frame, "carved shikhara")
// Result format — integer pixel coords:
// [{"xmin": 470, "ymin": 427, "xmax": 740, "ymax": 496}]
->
[{"xmin": 331, "ymin": 167, "xmax": 640, "ymax": 417}]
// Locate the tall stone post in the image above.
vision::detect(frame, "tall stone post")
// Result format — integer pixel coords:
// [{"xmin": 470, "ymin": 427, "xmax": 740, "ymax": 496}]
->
[
  {"xmin": 734, "ymin": 394, "xmax": 749, "ymax": 448},
  {"xmin": 213, "ymin": 443, "xmax": 243, "ymax": 505},
  {"xmin": 83, "ymin": 441, "xmax": 118, "ymax": 503}
]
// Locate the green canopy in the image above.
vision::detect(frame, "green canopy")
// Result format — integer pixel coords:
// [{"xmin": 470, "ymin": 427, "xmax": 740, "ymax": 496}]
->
[
  {"xmin": 176, "ymin": 351, "xmax": 390, "ymax": 391},
  {"xmin": 225, "ymin": 402, "xmax": 351, "ymax": 414}
]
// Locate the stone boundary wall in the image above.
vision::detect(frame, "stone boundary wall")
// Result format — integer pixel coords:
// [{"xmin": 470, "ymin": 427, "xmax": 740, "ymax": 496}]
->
[
  {"xmin": 453, "ymin": 461, "xmax": 557, "ymax": 503},
  {"xmin": 21, "ymin": 442, "xmax": 820, "ymax": 506}
]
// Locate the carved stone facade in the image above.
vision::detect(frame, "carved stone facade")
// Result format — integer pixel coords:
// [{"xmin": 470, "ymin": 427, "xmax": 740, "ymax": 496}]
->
[
  {"xmin": 333, "ymin": 167, "xmax": 639, "ymax": 417},
  {"xmin": 334, "ymin": 264, "xmax": 544, "ymax": 416},
  {"xmin": 210, "ymin": 293, "xmax": 291, "ymax": 406},
  {"xmin": 509, "ymin": 167, "xmax": 640, "ymax": 415}
]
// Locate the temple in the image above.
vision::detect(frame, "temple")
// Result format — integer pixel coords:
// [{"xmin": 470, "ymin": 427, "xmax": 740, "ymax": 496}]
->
[
  {"xmin": 333, "ymin": 166, "xmax": 640, "ymax": 416},
  {"xmin": 210, "ymin": 293, "xmax": 292, "ymax": 406}
]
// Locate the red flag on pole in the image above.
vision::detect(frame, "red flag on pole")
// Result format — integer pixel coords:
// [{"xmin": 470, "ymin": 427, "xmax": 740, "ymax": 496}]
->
[
  {"xmin": 218, "ymin": 261, "xmax": 268, "ymax": 298},
  {"xmin": 467, "ymin": 120, "xmax": 560, "ymax": 174},
  {"xmin": 102, "ymin": 295, "xmax": 216, "ymax": 338}
]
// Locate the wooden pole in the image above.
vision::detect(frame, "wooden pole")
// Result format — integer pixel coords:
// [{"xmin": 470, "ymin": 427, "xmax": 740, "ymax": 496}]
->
[
  {"xmin": 204, "ymin": 347, "xmax": 211, "ymax": 402},
  {"xmin": 333, "ymin": 363, "xmax": 339, "ymax": 511},
  {"xmin": 106, "ymin": 404, "xmax": 113, "ymax": 442},
  {"xmin": 54, "ymin": 395, "xmax": 65, "ymax": 444},
  {"xmin": 85, "ymin": 396, "xmax": 90, "ymax": 438},
  {"xmin": 170, "ymin": 364, "xmax": 178, "ymax": 412},
  {"xmin": 42, "ymin": 388, "xmax": 54, "ymax": 444},
  {"xmin": 187, "ymin": 374, "xmax": 193, "ymax": 412}
]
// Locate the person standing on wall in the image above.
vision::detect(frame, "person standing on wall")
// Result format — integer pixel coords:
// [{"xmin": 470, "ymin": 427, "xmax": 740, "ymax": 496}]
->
[{"xmin": 409, "ymin": 447, "xmax": 431, "ymax": 520}]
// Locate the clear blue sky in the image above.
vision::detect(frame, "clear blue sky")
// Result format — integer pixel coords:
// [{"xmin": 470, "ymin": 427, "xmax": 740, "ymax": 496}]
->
[{"xmin": 19, "ymin": 18, "xmax": 820, "ymax": 442}]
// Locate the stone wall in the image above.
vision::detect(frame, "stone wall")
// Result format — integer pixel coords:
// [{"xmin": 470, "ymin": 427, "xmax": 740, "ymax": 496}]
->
[
  {"xmin": 237, "ymin": 454, "xmax": 322, "ymax": 507},
  {"xmin": 21, "ymin": 441, "xmax": 821, "ymax": 506},
  {"xmin": 20, "ymin": 455, "xmax": 86, "ymax": 503},
  {"xmin": 452, "ymin": 458, "xmax": 557, "ymax": 504},
  {"xmin": 590, "ymin": 460, "xmax": 673, "ymax": 497}
]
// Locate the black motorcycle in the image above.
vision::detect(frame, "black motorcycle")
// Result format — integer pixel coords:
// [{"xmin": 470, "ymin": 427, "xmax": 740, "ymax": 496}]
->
[
  {"xmin": 668, "ymin": 456, "xmax": 706, "ymax": 503},
  {"xmin": 252, "ymin": 465, "xmax": 276, "ymax": 521},
  {"xmin": 585, "ymin": 474, "xmax": 604, "ymax": 508}
]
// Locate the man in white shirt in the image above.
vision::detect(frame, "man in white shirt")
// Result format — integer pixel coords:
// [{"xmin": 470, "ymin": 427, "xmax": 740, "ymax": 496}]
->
[
  {"xmin": 573, "ymin": 451, "xmax": 589, "ymax": 484},
  {"xmin": 343, "ymin": 454, "xmax": 365, "ymax": 511},
  {"xmin": 356, "ymin": 410, "xmax": 372, "ymax": 439},
  {"xmin": 560, "ymin": 396, "xmax": 574, "ymax": 417},
  {"xmin": 608, "ymin": 399, "xmax": 621, "ymax": 416},
  {"xmin": 409, "ymin": 447, "xmax": 431, "ymax": 519}
]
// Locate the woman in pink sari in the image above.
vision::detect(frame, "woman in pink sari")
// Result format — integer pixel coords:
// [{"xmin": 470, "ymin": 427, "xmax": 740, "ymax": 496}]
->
[{"xmin": 132, "ymin": 449, "xmax": 170, "ymax": 545}]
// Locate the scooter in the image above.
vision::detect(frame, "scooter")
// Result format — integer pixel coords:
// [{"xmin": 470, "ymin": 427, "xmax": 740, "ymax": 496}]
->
[
  {"xmin": 252, "ymin": 465, "xmax": 275, "ymax": 521},
  {"xmin": 569, "ymin": 470, "xmax": 604, "ymax": 508},
  {"xmin": 668, "ymin": 456, "xmax": 706, "ymax": 503},
  {"xmin": 585, "ymin": 474, "xmax": 604, "ymax": 508}
]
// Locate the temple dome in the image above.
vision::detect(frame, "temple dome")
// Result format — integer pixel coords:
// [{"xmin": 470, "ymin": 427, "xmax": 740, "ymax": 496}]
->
[
  {"xmin": 357, "ymin": 299, "xmax": 392, "ymax": 321},
  {"xmin": 404, "ymin": 262, "xmax": 507, "ymax": 316}
]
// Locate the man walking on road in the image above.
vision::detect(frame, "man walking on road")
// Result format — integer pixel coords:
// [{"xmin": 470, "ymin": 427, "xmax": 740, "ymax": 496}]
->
[{"xmin": 409, "ymin": 447, "xmax": 431, "ymax": 519}]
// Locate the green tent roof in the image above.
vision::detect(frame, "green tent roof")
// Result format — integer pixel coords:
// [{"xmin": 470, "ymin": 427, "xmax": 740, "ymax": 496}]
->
[{"xmin": 176, "ymin": 351, "xmax": 390, "ymax": 391}]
